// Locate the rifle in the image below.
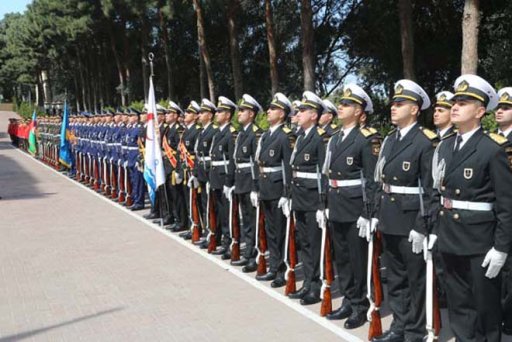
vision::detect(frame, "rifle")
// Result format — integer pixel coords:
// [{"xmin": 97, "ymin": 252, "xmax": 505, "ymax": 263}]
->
[
  {"xmin": 103, "ymin": 157, "xmax": 111, "ymax": 196},
  {"xmin": 250, "ymin": 156, "xmax": 267, "ymax": 275},
  {"xmin": 110, "ymin": 158, "xmax": 118, "ymax": 199},
  {"xmin": 224, "ymin": 153, "xmax": 240, "ymax": 261},
  {"xmin": 125, "ymin": 163, "xmax": 133, "ymax": 207},
  {"xmin": 282, "ymin": 160, "xmax": 297, "ymax": 295},
  {"xmin": 418, "ymin": 178, "xmax": 441, "ymax": 341},
  {"xmin": 364, "ymin": 170, "xmax": 383, "ymax": 339},
  {"xmin": 118, "ymin": 161, "xmax": 125, "ymax": 203},
  {"xmin": 206, "ymin": 182, "xmax": 217, "ymax": 253},
  {"xmin": 186, "ymin": 150, "xmax": 201, "ymax": 243},
  {"xmin": 76, "ymin": 152, "xmax": 82, "ymax": 181},
  {"xmin": 317, "ymin": 164, "xmax": 333, "ymax": 317}
]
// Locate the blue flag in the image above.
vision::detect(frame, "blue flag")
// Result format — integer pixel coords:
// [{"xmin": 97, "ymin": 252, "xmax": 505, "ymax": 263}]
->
[{"xmin": 59, "ymin": 101, "xmax": 73, "ymax": 168}]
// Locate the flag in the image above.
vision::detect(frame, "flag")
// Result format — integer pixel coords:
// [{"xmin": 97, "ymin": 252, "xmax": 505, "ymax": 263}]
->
[
  {"xmin": 28, "ymin": 109, "xmax": 37, "ymax": 155},
  {"xmin": 143, "ymin": 77, "xmax": 166, "ymax": 205},
  {"xmin": 59, "ymin": 100, "xmax": 73, "ymax": 168}
]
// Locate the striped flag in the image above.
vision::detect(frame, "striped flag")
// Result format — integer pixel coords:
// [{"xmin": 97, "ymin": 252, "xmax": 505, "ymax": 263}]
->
[
  {"xmin": 143, "ymin": 76, "xmax": 166, "ymax": 205},
  {"xmin": 59, "ymin": 101, "xmax": 73, "ymax": 168}
]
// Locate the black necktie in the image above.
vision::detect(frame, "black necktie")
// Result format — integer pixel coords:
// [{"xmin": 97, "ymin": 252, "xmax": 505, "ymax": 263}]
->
[
  {"xmin": 396, "ymin": 130, "xmax": 401, "ymax": 141},
  {"xmin": 336, "ymin": 130, "xmax": 344, "ymax": 146},
  {"xmin": 454, "ymin": 135, "xmax": 462, "ymax": 152}
]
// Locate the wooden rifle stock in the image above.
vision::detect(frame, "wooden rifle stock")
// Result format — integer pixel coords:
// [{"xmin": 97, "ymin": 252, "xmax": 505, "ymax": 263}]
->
[
  {"xmin": 230, "ymin": 196, "xmax": 241, "ymax": 262},
  {"xmin": 125, "ymin": 165, "xmax": 133, "ymax": 207},
  {"xmin": 118, "ymin": 163, "xmax": 125, "ymax": 203},
  {"xmin": 433, "ymin": 265, "xmax": 442, "ymax": 337},
  {"xmin": 207, "ymin": 191, "xmax": 217, "ymax": 253},
  {"xmin": 368, "ymin": 231, "xmax": 383, "ymax": 340},
  {"xmin": 256, "ymin": 207, "xmax": 267, "ymax": 276},
  {"xmin": 110, "ymin": 161, "xmax": 118, "ymax": 199},
  {"xmin": 285, "ymin": 216, "xmax": 297, "ymax": 295},
  {"xmin": 104, "ymin": 158, "xmax": 111, "ymax": 196},
  {"xmin": 320, "ymin": 231, "xmax": 333, "ymax": 316},
  {"xmin": 191, "ymin": 186, "xmax": 201, "ymax": 242}
]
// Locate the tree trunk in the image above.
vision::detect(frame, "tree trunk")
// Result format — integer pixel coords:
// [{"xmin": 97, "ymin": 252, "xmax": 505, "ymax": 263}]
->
[
  {"xmin": 199, "ymin": 43, "xmax": 207, "ymax": 99},
  {"xmin": 140, "ymin": 18, "xmax": 149, "ymax": 102},
  {"xmin": 265, "ymin": 0, "xmax": 279, "ymax": 95},
  {"xmin": 159, "ymin": 8, "xmax": 174, "ymax": 100},
  {"xmin": 193, "ymin": 0, "xmax": 216, "ymax": 101},
  {"xmin": 107, "ymin": 23, "xmax": 126, "ymax": 106},
  {"xmin": 300, "ymin": 0, "xmax": 315, "ymax": 91},
  {"xmin": 41, "ymin": 70, "xmax": 51, "ymax": 104},
  {"xmin": 398, "ymin": 0, "xmax": 416, "ymax": 80},
  {"xmin": 461, "ymin": 0, "xmax": 480, "ymax": 74},
  {"xmin": 227, "ymin": 0, "xmax": 243, "ymax": 100}
]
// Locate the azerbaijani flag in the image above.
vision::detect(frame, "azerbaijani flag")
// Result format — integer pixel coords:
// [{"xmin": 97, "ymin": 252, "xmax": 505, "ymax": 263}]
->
[
  {"xmin": 143, "ymin": 76, "xmax": 166, "ymax": 204},
  {"xmin": 28, "ymin": 109, "xmax": 37, "ymax": 155},
  {"xmin": 59, "ymin": 100, "xmax": 73, "ymax": 168}
]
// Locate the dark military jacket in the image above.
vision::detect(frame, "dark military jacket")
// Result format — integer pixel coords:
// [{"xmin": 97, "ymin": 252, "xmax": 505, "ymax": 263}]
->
[
  {"xmin": 326, "ymin": 126, "xmax": 381, "ymax": 223},
  {"xmin": 194, "ymin": 123, "xmax": 218, "ymax": 183},
  {"xmin": 233, "ymin": 123, "xmax": 262, "ymax": 194},
  {"xmin": 257, "ymin": 124, "xmax": 293, "ymax": 201},
  {"xmin": 209, "ymin": 124, "xmax": 236, "ymax": 190},
  {"xmin": 179, "ymin": 123, "xmax": 201, "ymax": 177},
  {"xmin": 432, "ymin": 128, "xmax": 512, "ymax": 255},
  {"xmin": 162, "ymin": 122, "xmax": 183, "ymax": 175},
  {"xmin": 374, "ymin": 123, "xmax": 438, "ymax": 236},
  {"xmin": 290, "ymin": 126, "xmax": 327, "ymax": 212},
  {"xmin": 321, "ymin": 122, "xmax": 340, "ymax": 138}
]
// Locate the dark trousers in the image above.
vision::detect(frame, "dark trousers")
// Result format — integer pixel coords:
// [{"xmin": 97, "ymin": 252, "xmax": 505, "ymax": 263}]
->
[
  {"xmin": 295, "ymin": 210, "xmax": 322, "ymax": 292},
  {"xmin": 382, "ymin": 233, "xmax": 426, "ymax": 340},
  {"xmin": 262, "ymin": 199, "xmax": 286, "ymax": 276},
  {"xmin": 330, "ymin": 220, "xmax": 369, "ymax": 313},
  {"xmin": 129, "ymin": 166, "xmax": 145, "ymax": 206},
  {"xmin": 166, "ymin": 174, "xmax": 186, "ymax": 228},
  {"xmin": 237, "ymin": 192, "xmax": 256, "ymax": 260},
  {"xmin": 502, "ymin": 256, "xmax": 512, "ymax": 330},
  {"xmin": 213, "ymin": 188, "xmax": 230, "ymax": 248},
  {"xmin": 442, "ymin": 252, "xmax": 502, "ymax": 342},
  {"xmin": 199, "ymin": 181, "xmax": 209, "ymax": 235}
]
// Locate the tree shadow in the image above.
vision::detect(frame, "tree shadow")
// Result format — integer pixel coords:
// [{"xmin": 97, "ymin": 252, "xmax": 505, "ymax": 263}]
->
[{"xmin": 0, "ymin": 307, "xmax": 124, "ymax": 342}]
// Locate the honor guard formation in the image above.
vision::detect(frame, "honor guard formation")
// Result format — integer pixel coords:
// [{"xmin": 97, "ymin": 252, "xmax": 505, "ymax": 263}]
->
[{"xmin": 8, "ymin": 74, "xmax": 512, "ymax": 342}]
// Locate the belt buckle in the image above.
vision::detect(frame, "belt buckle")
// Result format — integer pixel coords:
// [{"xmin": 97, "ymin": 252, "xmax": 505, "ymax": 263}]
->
[
  {"xmin": 443, "ymin": 198, "xmax": 453, "ymax": 209},
  {"xmin": 383, "ymin": 184, "xmax": 390, "ymax": 193}
]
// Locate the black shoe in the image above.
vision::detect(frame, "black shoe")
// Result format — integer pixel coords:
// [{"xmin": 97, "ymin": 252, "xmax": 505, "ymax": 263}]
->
[
  {"xmin": 288, "ymin": 286, "xmax": 309, "ymax": 299},
  {"xmin": 371, "ymin": 330, "xmax": 403, "ymax": 342},
  {"xmin": 242, "ymin": 261, "xmax": 258, "ymax": 273},
  {"xmin": 231, "ymin": 257, "xmax": 248, "ymax": 266},
  {"xmin": 326, "ymin": 303, "xmax": 353, "ymax": 320},
  {"xmin": 152, "ymin": 218, "xmax": 167, "ymax": 225},
  {"xmin": 144, "ymin": 212, "xmax": 159, "ymax": 219},
  {"xmin": 271, "ymin": 277, "xmax": 286, "ymax": 288},
  {"xmin": 344, "ymin": 311, "xmax": 367, "ymax": 329},
  {"xmin": 255, "ymin": 271, "xmax": 276, "ymax": 281},
  {"xmin": 129, "ymin": 204, "xmax": 144, "ymax": 211},
  {"xmin": 180, "ymin": 231, "xmax": 192, "ymax": 239},
  {"xmin": 300, "ymin": 291, "xmax": 321, "ymax": 305},
  {"xmin": 221, "ymin": 252, "xmax": 231, "ymax": 260},
  {"xmin": 170, "ymin": 225, "xmax": 186, "ymax": 233},
  {"xmin": 212, "ymin": 247, "xmax": 227, "ymax": 255},
  {"xmin": 199, "ymin": 241, "xmax": 209, "ymax": 249},
  {"xmin": 503, "ymin": 323, "xmax": 512, "ymax": 335}
]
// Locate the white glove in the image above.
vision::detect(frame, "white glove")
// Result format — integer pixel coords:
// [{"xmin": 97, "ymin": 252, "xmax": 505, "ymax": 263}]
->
[
  {"xmin": 205, "ymin": 182, "xmax": 210, "ymax": 195},
  {"xmin": 316, "ymin": 209, "xmax": 327, "ymax": 228},
  {"xmin": 175, "ymin": 172, "xmax": 183, "ymax": 184},
  {"xmin": 408, "ymin": 230, "xmax": 426, "ymax": 254},
  {"xmin": 366, "ymin": 218, "xmax": 379, "ymax": 242},
  {"xmin": 422, "ymin": 234, "xmax": 438, "ymax": 261},
  {"xmin": 123, "ymin": 161, "xmax": 128, "ymax": 168},
  {"xmin": 482, "ymin": 247, "xmax": 508, "ymax": 279},
  {"xmin": 278, "ymin": 197, "xmax": 290, "ymax": 217},
  {"xmin": 223, "ymin": 185, "xmax": 234, "ymax": 201},
  {"xmin": 250, "ymin": 191, "xmax": 259, "ymax": 207},
  {"xmin": 356, "ymin": 216, "xmax": 370, "ymax": 239},
  {"xmin": 187, "ymin": 175, "xmax": 199, "ymax": 188}
]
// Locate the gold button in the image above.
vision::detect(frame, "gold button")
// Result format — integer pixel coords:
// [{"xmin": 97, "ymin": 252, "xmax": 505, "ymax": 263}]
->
[
  {"xmin": 441, "ymin": 186, "xmax": 445, "ymax": 191},
  {"xmin": 393, "ymin": 176, "xmax": 398, "ymax": 181},
  {"xmin": 391, "ymin": 197, "xmax": 395, "ymax": 202},
  {"xmin": 381, "ymin": 195, "xmax": 384, "ymax": 199},
  {"xmin": 382, "ymin": 174, "xmax": 385, "ymax": 178},
  {"xmin": 455, "ymin": 189, "xmax": 461, "ymax": 195},
  {"xmin": 338, "ymin": 172, "xmax": 341, "ymax": 176},
  {"xmin": 453, "ymin": 213, "xmax": 459, "ymax": 220},
  {"xmin": 329, "ymin": 170, "xmax": 332, "ymax": 174},
  {"xmin": 337, "ymin": 190, "xmax": 340, "ymax": 194},
  {"xmin": 297, "ymin": 166, "xmax": 300, "ymax": 170},
  {"xmin": 439, "ymin": 210, "xmax": 444, "ymax": 216}
]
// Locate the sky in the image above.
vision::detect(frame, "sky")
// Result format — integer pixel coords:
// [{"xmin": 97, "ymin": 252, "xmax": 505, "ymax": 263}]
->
[{"xmin": 0, "ymin": 0, "xmax": 33, "ymax": 21}]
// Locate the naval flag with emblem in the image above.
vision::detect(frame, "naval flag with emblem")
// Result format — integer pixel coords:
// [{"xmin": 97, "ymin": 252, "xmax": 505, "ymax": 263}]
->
[
  {"xmin": 143, "ymin": 76, "xmax": 166, "ymax": 205},
  {"xmin": 59, "ymin": 100, "xmax": 73, "ymax": 168},
  {"xmin": 28, "ymin": 109, "xmax": 37, "ymax": 156}
]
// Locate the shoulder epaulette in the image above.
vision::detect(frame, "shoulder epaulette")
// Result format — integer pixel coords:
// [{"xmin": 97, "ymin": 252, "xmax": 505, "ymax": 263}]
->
[
  {"xmin": 213, "ymin": 124, "xmax": 219, "ymax": 129},
  {"xmin": 360, "ymin": 127, "xmax": 377, "ymax": 138},
  {"xmin": 195, "ymin": 124, "xmax": 202, "ymax": 130},
  {"xmin": 442, "ymin": 131, "xmax": 456, "ymax": 140},
  {"xmin": 367, "ymin": 127, "xmax": 378, "ymax": 134},
  {"xmin": 252, "ymin": 124, "xmax": 260, "ymax": 132},
  {"xmin": 230, "ymin": 126, "xmax": 237, "ymax": 133},
  {"xmin": 282, "ymin": 126, "xmax": 292, "ymax": 134},
  {"xmin": 330, "ymin": 123, "xmax": 338, "ymax": 129},
  {"xmin": 488, "ymin": 132, "xmax": 508, "ymax": 145},
  {"xmin": 421, "ymin": 127, "xmax": 438, "ymax": 140},
  {"xmin": 317, "ymin": 127, "xmax": 326, "ymax": 136}
]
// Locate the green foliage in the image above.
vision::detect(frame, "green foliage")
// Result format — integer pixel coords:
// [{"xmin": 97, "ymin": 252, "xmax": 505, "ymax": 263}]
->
[
  {"xmin": 482, "ymin": 112, "xmax": 498, "ymax": 132},
  {"xmin": 15, "ymin": 101, "xmax": 39, "ymax": 120},
  {"xmin": 129, "ymin": 100, "xmax": 145, "ymax": 112}
]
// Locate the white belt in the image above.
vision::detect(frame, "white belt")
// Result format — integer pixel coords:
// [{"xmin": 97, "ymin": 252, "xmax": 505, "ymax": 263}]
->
[
  {"xmin": 329, "ymin": 179, "xmax": 362, "ymax": 188},
  {"xmin": 293, "ymin": 171, "xmax": 317, "ymax": 179},
  {"xmin": 126, "ymin": 146, "xmax": 138, "ymax": 151},
  {"xmin": 441, "ymin": 196, "xmax": 493, "ymax": 211},
  {"xmin": 107, "ymin": 143, "xmax": 115, "ymax": 146},
  {"xmin": 211, "ymin": 160, "xmax": 229, "ymax": 166},
  {"xmin": 383, "ymin": 183, "xmax": 423, "ymax": 195},
  {"xmin": 236, "ymin": 162, "xmax": 252, "ymax": 169},
  {"xmin": 260, "ymin": 166, "xmax": 282, "ymax": 173}
]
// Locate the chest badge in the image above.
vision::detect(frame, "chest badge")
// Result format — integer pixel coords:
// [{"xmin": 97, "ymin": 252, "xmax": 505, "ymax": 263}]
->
[
  {"xmin": 402, "ymin": 161, "xmax": 411, "ymax": 172},
  {"xmin": 304, "ymin": 153, "xmax": 310, "ymax": 161},
  {"xmin": 269, "ymin": 149, "xmax": 275, "ymax": 157},
  {"xmin": 464, "ymin": 168, "xmax": 473, "ymax": 179},
  {"xmin": 242, "ymin": 146, "xmax": 247, "ymax": 153},
  {"xmin": 346, "ymin": 157, "xmax": 353, "ymax": 165}
]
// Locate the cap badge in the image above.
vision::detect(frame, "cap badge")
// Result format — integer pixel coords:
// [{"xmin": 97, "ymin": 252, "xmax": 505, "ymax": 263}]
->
[
  {"xmin": 343, "ymin": 88, "xmax": 352, "ymax": 97},
  {"xmin": 457, "ymin": 80, "xmax": 469, "ymax": 92},
  {"xmin": 500, "ymin": 93, "xmax": 510, "ymax": 101},
  {"xmin": 395, "ymin": 84, "xmax": 404, "ymax": 95}
]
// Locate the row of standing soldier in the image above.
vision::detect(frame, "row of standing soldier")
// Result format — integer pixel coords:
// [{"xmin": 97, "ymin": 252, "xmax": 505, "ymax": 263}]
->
[{"xmin": 29, "ymin": 74, "xmax": 512, "ymax": 342}]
